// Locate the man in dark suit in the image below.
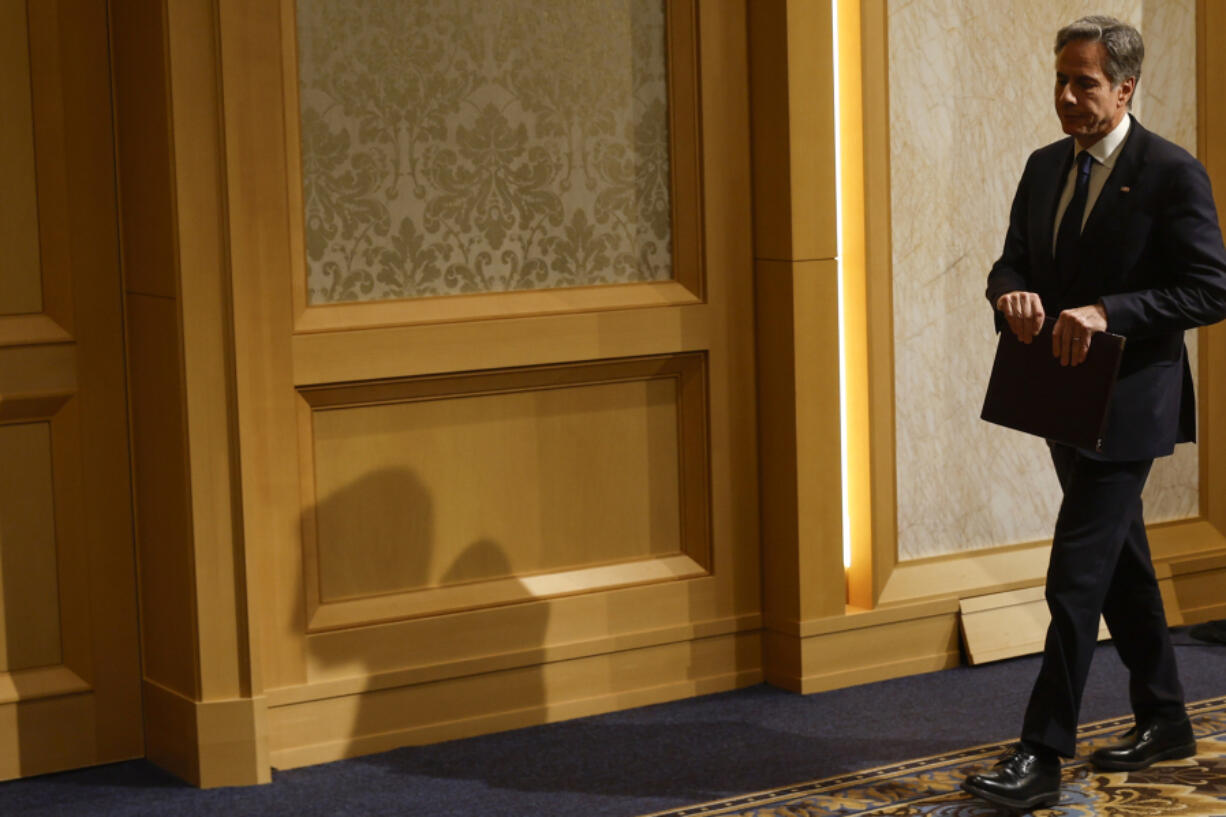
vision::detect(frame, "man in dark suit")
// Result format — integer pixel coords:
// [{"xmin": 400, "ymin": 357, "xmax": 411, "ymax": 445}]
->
[{"xmin": 961, "ymin": 15, "xmax": 1226, "ymax": 811}]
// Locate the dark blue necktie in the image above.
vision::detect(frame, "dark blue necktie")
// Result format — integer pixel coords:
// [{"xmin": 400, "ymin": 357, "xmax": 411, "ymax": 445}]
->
[{"xmin": 1055, "ymin": 150, "xmax": 1094, "ymax": 280}]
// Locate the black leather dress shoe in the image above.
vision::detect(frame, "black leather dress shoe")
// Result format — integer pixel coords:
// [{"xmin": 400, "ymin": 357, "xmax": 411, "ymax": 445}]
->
[
  {"xmin": 1090, "ymin": 718, "xmax": 1196, "ymax": 771},
  {"xmin": 961, "ymin": 743, "xmax": 1060, "ymax": 810}
]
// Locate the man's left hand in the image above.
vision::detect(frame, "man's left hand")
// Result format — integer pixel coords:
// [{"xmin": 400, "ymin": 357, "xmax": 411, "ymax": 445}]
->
[{"xmin": 1052, "ymin": 303, "xmax": 1108, "ymax": 366}]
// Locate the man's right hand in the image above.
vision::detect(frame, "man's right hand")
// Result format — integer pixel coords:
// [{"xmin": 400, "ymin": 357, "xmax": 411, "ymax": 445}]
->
[{"xmin": 996, "ymin": 291, "xmax": 1045, "ymax": 343}]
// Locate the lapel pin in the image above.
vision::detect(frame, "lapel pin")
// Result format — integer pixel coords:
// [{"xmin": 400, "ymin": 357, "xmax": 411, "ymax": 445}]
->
[{"xmin": 1120, "ymin": 186, "xmax": 1131, "ymax": 193}]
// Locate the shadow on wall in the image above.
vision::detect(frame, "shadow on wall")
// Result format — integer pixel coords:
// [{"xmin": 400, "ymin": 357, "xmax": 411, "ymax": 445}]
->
[{"xmin": 301, "ymin": 466, "xmax": 550, "ymax": 764}]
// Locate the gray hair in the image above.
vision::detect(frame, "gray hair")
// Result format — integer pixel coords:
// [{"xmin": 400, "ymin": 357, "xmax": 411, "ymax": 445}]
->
[{"xmin": 1055, "ymin": 16, "xmax": 1143, "ymax": 103}]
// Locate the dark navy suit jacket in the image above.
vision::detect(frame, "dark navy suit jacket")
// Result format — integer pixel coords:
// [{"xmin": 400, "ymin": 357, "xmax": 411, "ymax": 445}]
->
[{"xmin": 986, "ymin": 116, "xmax": 1226, "ymax": 460}]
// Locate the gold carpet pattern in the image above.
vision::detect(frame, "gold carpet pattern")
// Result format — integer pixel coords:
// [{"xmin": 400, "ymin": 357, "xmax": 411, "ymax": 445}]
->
[{"xmin": 644, "ymin": 696, "xmax": 1226, "ymax": 816}]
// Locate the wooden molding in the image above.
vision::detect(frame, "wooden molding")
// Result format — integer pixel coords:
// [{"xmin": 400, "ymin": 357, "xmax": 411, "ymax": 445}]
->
[
  {"xmin": 0, "ymin": 666, "xmax": 90, "ymax": 706},
  {"xmin": 294, "ymin": 282, "xmax": 703, "ymax": 334},
  {"xmin": 25, "ymin": 0, "xmax": 75, "ymax": 339},
  {"xmin": 307, "ymin": 556, "xmax": 710, "ymax": 633},
  {"xmin": 0, "ymin": 315, "xmax": 72, "ymax": 348},
  {"xmin": 0, "ymin": 390, "xmax": 72, "ymax": 424}
]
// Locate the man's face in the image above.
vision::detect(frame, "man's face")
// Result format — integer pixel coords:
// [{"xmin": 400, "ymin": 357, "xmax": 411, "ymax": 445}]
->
[{"xmin": 1054, "ymin": 39, "xmax": 1134, "ymax": 147}]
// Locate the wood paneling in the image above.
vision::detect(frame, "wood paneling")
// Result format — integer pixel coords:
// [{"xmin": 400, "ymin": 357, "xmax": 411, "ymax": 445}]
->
[
  {"xmin": 125, "ymin": 294, "xmax": 197, "ymax": 699},
  {"xmin": 0, "ymin": 423, "xmax": 61, "ymax": 671},
  {"xmin": 112, "ymin": 0, "xmax": 270, "ymax": 786},
  {"xmin": 298, "ymin": 354, "xmax": 712, "ymax": 629},
  {"xmin": 268, "ymin": 630, "xmax": 761, "ymax": 770},
  {"xmin": 207, "ymin": 0, "xmax": 758, "ymax": 774},
  {"xmin": 311, "ymin": 379, "xmax": 682, "ymax": 600},
  {"xmin": 0, "ymin": 0, "xmax": 141, "ymax": 783},
  {"xmin": 749, "ymin": 0, "xmax": 846, "ymax": 693},
  {"xmin": 0, "ymin": 0, "xmax": 42, "ymax": 316}
]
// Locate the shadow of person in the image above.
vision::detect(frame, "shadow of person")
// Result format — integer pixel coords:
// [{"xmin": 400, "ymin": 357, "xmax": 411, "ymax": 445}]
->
[
  {"xmin": 310, "ymin": 466, "xmax": 434, "ymax": 601},
  {"xmin": 300, "ymin": 470, "xmax": 549, "ymax": 770}
]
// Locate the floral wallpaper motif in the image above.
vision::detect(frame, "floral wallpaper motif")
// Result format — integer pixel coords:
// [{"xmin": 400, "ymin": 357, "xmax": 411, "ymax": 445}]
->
[{"xmin": 295, "ymin": 0, "xmax": 673, "ymax": 304}]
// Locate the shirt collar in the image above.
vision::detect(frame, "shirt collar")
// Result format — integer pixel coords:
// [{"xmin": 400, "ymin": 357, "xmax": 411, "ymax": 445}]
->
[{"xmin": 1076, "ymin": 114, "xmax": 1131, "ymax": 169}]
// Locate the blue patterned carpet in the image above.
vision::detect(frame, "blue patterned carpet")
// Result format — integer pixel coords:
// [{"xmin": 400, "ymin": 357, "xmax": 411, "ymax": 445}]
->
[{"xmin": 645, "ymin": 696, "xmax": 1226, "ymax": 817}]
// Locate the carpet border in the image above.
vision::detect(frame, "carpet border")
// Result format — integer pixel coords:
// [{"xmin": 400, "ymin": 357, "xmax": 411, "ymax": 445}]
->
[{"xmin": 638, "ymin": 694, "xmax": 1226, "ymax": 817}]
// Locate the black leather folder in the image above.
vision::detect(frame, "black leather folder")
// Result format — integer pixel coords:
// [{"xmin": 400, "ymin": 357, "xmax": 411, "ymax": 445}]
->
[{"xmin": 981, "ymin": 318, "xmax": 1125, "ymax": 452}]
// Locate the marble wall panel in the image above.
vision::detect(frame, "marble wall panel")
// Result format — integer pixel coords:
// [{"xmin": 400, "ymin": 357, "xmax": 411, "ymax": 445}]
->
[{"xmin": 889, "ymin": 1, "xmax": 1199, "ymax": 560}]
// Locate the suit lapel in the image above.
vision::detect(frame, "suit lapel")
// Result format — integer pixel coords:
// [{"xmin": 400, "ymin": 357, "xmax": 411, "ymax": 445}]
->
[
  {"xmin": 1032, "ymin": 141, "xmax": 1074, "ymax": 290},
  {"xmin": 1082, "ymin": 116, "xmax": 1146, "ymax": 241},
  {"xmin": 1070, "ymin": 117, "xmax": 1148, "ymax": 296}
]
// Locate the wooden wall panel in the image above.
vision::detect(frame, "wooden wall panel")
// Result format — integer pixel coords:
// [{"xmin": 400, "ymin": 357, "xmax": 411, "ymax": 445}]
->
[
  {"xmin": 0, "ymin": 423, "xmax": 61, "ymax": 671},
  {"xmin": 297, "ymin": 354, "xmax": 713, "ymax": 631},
  {"xmin": 310, "ymin": 379, "xmax": 682, "ymax": 602},
  {"xmin": 0, "ymin": 0, "xmax": 42, "ymax": 316},
  {"xmin": 0, "ymin": 0, "xmax": 143, "ymax": 782},
  {"xmin": 202, "ymin": 0, "xmax": 758, "ymax": 776}
]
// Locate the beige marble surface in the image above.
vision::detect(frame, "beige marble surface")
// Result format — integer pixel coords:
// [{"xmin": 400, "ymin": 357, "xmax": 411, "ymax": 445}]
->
[{"xmin": 888, "ymin": 1, "xmax": 1199, "ymax": 561}]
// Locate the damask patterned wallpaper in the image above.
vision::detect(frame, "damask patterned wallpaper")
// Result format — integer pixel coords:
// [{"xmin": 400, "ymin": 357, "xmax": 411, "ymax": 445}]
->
[{"xmin": 295, "ymin": 0, "xmax": 673, "ymax": 304}]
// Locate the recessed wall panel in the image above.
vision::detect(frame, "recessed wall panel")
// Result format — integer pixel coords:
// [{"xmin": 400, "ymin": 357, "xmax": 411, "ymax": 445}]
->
[
  {"xmin": 0, "ymin": 0, "xmax": 43, "ymax": 316},
  {"xmin": 311, "ymin": 377, "xmax": 682, "ymax": 602},
  {"xmin": 0, "ymin": 422, "xmax": 62, "ymax": 671}
]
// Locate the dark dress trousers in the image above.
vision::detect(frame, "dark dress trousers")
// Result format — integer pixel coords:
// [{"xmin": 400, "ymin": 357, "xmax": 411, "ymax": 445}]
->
[{"xmin": 985, "ymin": 116, "xmax": 1226, "ymax": 757}]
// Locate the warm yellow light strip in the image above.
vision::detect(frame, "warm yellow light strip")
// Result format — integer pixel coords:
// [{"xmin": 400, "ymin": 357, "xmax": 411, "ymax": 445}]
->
[
  {"xmin": 835, "ymin": 0, "xmax": 872, "ymax": 590},
  {"xmin": 831, "ymin": 0, "xmax": 850, "ymax": 570}
]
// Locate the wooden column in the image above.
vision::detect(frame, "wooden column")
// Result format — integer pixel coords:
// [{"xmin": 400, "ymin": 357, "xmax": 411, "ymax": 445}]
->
[
  {"xmin": 110, "ymin": 0, "xmax": 268, "ymax": 787},
  {"xmin": 748, "ymin": 0, "xmax": 847, "ymax": 691}
]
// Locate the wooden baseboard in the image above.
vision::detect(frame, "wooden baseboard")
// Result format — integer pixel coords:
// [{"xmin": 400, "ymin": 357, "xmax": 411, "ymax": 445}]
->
[
  {"xmin": 1166, "ymin": 549, "xmax": 1226, "ymax": 623},
  {"xmin": 959, "ymin": 559, "xmax": 1197, "ymax": 665},
  {"xmin": 267, "ymin": 631, "xmax": 762, "ymax": 770},
  {"xmin": 764, "ymin": 605, "xmax": 961, "ymax": 694},
  {"xmin": 766, "ymin": 539, "xmax": 1226, "ymax": 692},
  {"xmin": 145, "ymin": 540, "xmax": 1226, "ymax": 781},
  {"xmin": 142, "ymin": 680, "xmax": 270, "ymax": 787}
]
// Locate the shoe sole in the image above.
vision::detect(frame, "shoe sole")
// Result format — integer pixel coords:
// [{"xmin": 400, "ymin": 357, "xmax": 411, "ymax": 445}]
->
[
  {"xmin": 960, "ymin": 779, "xmax": 1060, "ymax": 810},
  {"xmin": 1090, "ymin": 740, "xmax": 1197, "ymax": 771}
]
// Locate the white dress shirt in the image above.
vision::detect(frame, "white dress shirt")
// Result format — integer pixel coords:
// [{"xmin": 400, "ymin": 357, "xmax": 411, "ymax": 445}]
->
[{"xmin": 1052, "ymin": 114, "xmax": 1131, "ymax": 254}]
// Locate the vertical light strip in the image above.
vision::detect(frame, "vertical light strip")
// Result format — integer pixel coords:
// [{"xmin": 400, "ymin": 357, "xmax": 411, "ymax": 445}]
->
[{"xmin": 832, "ymin": 0, "xmax": 852, "ymax": 569}]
